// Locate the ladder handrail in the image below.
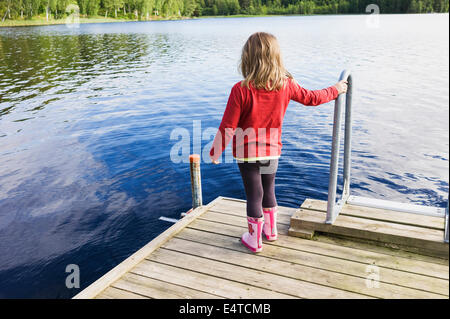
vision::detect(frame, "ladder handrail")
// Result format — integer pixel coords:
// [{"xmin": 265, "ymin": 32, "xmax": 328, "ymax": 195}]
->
[
  {"xmin": 326, "ymin": 70, "xmax": 353, "ymax": 224},
  {"xmin": 326, "ymin": 70, "xmax": 449, "ymax": 244}
]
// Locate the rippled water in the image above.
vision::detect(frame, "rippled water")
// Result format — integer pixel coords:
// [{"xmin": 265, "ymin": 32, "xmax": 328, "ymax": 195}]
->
[{"xmin": 0, "ymin": 14, "xmax": 448, "ymax": 298}]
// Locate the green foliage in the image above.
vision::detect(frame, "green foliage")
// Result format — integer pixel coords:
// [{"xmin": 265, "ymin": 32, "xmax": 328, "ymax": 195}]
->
[
  {"xmin": 0, "ymin": 0, "xmax": 448, "ymax": 21},
  {"xmin": 77, "ymin": 0, "xmax": 101, "ymax": 15},
  {"xmin": 183, "ymin": 0, "xmax": 196, "ymax": 16}
]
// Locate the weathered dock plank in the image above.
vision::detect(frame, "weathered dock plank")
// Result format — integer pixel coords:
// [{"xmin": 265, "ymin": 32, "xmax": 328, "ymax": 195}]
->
[
  {"xmin": 96, "ymin": 286, "xmax": 148, "ymax": 299},
  {"xmin": 210, "ymin": 197, "xmax": 449, "ymax": 265},
  {"xmin": 111, "ymin": 272, "xmax": 223, "ymax": 299},
  {"xmin": 301, "ymin": 198, "xmax": 445, "ymax": 230},
  {"xmin": 155, "ymin": 240, "xmax": 369, "ymax": 299},
  {"xmin": 189, "ymin": 217, "xmax": 448, "ymax": 279},
  {"xmin": 186, "ymin": 218, "xmax": 448, "ymax": 296},
  {"xmin": 290, "ymin": 204, "xmax": 448, "ymax": 258},
  {"xmin": 133, "ymin": 260, "xmax": 294, "ymax": 299},
  {"xmin": 75, "ymin": 197, "xmax": 449, "ymax": 299}
]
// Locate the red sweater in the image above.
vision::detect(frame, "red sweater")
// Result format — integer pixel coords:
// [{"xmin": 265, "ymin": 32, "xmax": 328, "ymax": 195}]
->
[{"xmin": 209, "ymin": 78, "xmax": 338, "ymax": 161}]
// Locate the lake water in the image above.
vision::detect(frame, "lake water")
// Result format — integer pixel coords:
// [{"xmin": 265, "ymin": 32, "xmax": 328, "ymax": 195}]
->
[{"xmin": 0, "ymin": 14, "xmax": 448, "ymax": 298}]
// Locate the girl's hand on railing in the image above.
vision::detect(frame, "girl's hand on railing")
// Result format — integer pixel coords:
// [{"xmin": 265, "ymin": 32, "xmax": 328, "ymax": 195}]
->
[{"xmin": 334, "ymin": 80, "xmax": 348, "ymax": 95}]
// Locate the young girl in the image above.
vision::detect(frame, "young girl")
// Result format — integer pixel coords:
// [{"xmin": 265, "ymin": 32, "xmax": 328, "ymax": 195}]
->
[{"xmin": 209, "ymin": 32, "xmax": 347, "ymax": 253}]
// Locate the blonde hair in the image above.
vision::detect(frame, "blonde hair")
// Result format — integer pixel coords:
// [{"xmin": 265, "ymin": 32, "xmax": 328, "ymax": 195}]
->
[{"xmin": 240, "ymin": 32, "xmax": 293, "ymax": 91}]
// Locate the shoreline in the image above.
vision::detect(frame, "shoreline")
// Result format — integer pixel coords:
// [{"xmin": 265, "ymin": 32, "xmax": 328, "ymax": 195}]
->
[
  {"xmin": 0, "ymin": 15, "xmax": 192, "ymax": 28},
  {"xmin": 0, "ymin": 12, "xmax": 447, "ymax": 28}
]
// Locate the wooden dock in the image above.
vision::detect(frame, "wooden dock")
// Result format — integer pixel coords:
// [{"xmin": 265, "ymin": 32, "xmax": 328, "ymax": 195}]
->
[
  {"xmin": 74, "ymin": 196, "xmax": 449, "ymax": 299},
  {"xmin": 290, "ymin": 198, "xmax": 449, "ymax": 259}
]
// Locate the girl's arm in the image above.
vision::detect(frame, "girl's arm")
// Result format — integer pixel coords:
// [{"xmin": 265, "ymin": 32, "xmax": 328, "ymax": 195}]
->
[
  {"xmin": 209, "ymin": 83, "xmax": 243, "ymax": 163},
  {"xmin": 290, "ymin": 78, "xmax": 347, "ymax": 106}
]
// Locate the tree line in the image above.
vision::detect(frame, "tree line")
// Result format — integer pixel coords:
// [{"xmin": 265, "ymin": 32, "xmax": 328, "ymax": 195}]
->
[{"xmin": 1, "ymin": 0, "xmax": 448, "ymax": 22}]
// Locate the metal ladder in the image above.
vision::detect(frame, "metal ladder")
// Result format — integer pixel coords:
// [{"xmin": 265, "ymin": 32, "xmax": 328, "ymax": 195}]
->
[{"xmin": 326, "ymin": 70, "xmax": 449, "ymax": 243}]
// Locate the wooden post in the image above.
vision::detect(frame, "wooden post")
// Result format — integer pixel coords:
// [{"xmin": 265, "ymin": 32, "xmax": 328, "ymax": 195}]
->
[{"xmin": 189, "ymin": 154, "xmax": 202, "ymax": 209}]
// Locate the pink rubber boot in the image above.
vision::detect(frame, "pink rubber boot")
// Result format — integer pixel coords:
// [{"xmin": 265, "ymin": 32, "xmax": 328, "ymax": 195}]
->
[
  {"xmin": 262, "ymin": 207, "xmax": 278, "ymax": 241},
  {"xmin": 241, "ymin": 216, "xmax": 264, "ymax": 253}
]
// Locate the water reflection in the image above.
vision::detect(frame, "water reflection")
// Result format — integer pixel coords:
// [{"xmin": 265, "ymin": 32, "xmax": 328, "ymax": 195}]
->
[{"xmin": 0, "ymin": 32, "xmax": 185, "ymax": 116}]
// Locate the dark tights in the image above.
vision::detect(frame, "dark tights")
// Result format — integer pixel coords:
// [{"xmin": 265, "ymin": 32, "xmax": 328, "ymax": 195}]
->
[{"xmin": 238, "ymin": 159, "xmax": 278, "ymax": 218}]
